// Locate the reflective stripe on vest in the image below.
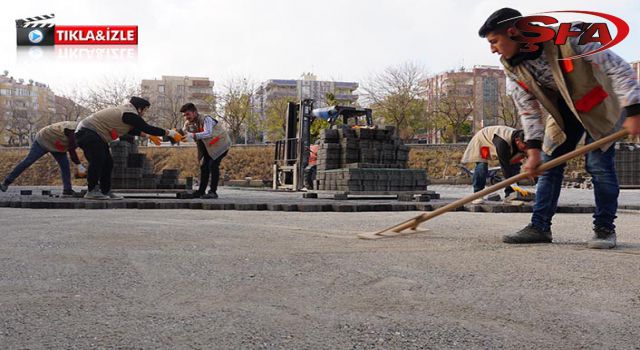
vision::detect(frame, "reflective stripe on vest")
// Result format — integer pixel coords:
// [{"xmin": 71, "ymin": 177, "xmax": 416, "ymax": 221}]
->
[
  {"xmin": 561, "ymin": 59, "xmax": 574, "ymax": 73},
  {"xmin": 574, "ymin": 85, "xmax": 608, "ymax": 113},
  {"xmin": 480, "ymin": 146, "xmax": 490, "ymax": 159},
  {"xmin": 54, "ymin": 140, "xmax": 65, "ymax": 152},
  {"xmin": 517, "ymin": 80, "xmax": 530, "ymax": 92}
]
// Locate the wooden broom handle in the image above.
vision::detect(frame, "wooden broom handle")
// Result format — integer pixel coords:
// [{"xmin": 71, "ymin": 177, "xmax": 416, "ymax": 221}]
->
[{"xmin": 384, "ymin": 129, "xmax": 629, "ymax": 233}]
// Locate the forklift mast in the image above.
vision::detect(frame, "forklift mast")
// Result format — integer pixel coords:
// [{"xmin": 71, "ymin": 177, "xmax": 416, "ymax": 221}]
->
[{"xmin": 273, "ymin": 99, "xmax": 373, "ymax": 191}]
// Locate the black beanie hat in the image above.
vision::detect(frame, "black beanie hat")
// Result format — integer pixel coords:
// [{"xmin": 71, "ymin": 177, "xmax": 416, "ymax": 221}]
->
[
  {"xmin": 478, "ymin": 8, "xmax": 522, "ymax": 37},
  {"xmin": 129, "ymin": 96, "xmax": 151, "ymax": 109}
]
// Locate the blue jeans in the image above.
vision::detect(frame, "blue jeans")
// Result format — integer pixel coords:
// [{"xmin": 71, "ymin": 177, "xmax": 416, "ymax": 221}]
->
[
  {"xmin": 473, "ymin": 162, "xmax": 519, "ymax": 195},
  {"xmin": 3, "ymin": 141, "xmax": 72, "ymax": 191},
  {"xmin": 531, "ymin": 113, "xmax": 619, "ymax": 232},
  {"xmin": 472, "ymin": 162, "xmax": 488, "ymax": 193}
]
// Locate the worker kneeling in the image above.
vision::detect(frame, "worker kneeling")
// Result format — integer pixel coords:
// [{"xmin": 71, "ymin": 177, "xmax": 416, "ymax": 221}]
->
[
  {"xmin": 461, "ymin": 126, "xmax": 527, "ymax": 204},
  {"xmin": 180, "ymin": 103, "xmax": 231, "ymax": 199}
]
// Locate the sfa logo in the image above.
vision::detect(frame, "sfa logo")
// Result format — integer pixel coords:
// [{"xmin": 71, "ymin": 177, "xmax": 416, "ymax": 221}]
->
[{"xmin": 510, "ymin": 10, "xmax": 629, "ymax": 59}]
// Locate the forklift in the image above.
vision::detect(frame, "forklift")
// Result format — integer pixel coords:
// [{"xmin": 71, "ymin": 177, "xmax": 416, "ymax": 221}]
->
[{"xmin": 272, "ymin": 99, "xmax": 373, "ymax": 191}]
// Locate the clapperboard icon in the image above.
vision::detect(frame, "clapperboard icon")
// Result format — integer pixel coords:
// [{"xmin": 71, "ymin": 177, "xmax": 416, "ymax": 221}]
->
[{"xmin": 16, "ymin": 14, "xmax": 55, "ymax": 46}]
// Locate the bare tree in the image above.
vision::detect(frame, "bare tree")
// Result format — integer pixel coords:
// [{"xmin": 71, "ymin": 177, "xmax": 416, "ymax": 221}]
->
[
  {"xmin": 495, "ymin": 94, "xmax": 520, "ymax": 128},
  {"xmin": 0, "ymin": 101, "xmax": 9, "ymax": 146},
  {"xmin": 142, "ymin": 84, "xmax": 186, "ymax": 129},
  {"xmin": 361, "ymin": 62, "xmax": 428, "ymax": 140},
  {"xmin": 79, "ymin": 77, "xmax": 141, "ymax": 113},
  {"xmin": 427, "ymin": 72, "xmax": 474, "ymax": 143},
  {"xmin": 4, "ymin": 106, "xmax": 44, "ymax": 146},
  {"xmin": 55, "ymin": 90, "xmax": 90, "ymax": 122},
  {"xmin": 215, "ymin": 77, "xmax": 256, "ymax": 144}
]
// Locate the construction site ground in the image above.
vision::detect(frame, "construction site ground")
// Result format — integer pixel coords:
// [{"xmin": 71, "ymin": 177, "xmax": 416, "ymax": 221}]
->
[{"xmin": 1, "ymin": 186, "xmax": 639, "ymax": 348}]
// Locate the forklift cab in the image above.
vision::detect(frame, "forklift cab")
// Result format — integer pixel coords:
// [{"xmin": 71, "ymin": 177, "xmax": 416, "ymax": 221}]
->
[{"xmin": 311, "ymin": 105, "xmax": 373, "ymax": 127}]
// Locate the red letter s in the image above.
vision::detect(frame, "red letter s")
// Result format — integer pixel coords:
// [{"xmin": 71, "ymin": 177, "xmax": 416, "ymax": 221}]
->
[{"xmin": 514, "ymin": 15, "xmax": 557, "ymax": 52}]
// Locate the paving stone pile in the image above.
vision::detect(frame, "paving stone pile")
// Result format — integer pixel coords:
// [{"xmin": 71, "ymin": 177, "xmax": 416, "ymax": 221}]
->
[
  {"xmin": 110, "ymin": 140, "xmax": 188, "ymax": 190},
  {"xmin": 315, "ymin": 126, "xmax": 428, "ymax": 192},
  {"xmin": 615, "ymin": 142, "xmax": 640, "ymax": 187}
]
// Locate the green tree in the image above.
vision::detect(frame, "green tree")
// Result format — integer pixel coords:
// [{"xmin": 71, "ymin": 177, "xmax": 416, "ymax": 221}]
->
[
  {"xmin": 215, "ymin": 77, "xmax": 256, "ymax": 144},
  {"xmin": 264, "ymin": 96, "xmax": 295, "ymax": 141}
]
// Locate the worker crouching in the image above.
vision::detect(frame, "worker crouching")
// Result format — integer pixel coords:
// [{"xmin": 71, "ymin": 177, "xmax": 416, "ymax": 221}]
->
[{"xmin": 461, "ymin": 126, "xmax": 527, "ymax": 204}]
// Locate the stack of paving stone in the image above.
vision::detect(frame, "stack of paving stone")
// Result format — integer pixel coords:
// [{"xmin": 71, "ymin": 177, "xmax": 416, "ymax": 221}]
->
[
  {"xmin": 111, "ymin": 140, "xmax": 144, "ymax": 189},
  {"xmin": 314, "ymin": 126, "xmax": 428, "ymax": 192},
  {"xmin": 157, "ymin": 169, "xmax": 181, "ymax": 189},
  {"xmin": 110, "ymin": 140, "xmax": 186, "ymax": 190},
  {"xmin": 614, "ymin": 142, "xmax": 640, "ymax": 187},
  {"xmin": 139, "ymin": 157, "xmax": 157, "ymax": 189},
  {"xmin": 316, "ymin": 168, "xmax": 428, "ymax": 192}
]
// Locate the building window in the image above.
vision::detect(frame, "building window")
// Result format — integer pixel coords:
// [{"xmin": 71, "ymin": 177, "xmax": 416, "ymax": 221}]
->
[
  {"xmin": 158, "ymin": 85, "xmax": 165, "ymax": 93},
  {"xmin": 483, "ymin": 77, "xmax": 499, "ymax": 126}
]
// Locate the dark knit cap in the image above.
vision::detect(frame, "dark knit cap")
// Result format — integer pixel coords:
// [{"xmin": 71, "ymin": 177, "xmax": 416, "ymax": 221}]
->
[
  {"xmin": 478, "ymin": 8, "xmax": 522, "ymax": 37},
  {"xmin": 129, "ymin": 96, "xmax": 151, "ymax": 109}
]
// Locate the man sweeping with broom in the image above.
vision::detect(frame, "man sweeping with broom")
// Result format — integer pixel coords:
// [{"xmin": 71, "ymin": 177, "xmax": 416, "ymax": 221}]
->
[{"xmin": 479, "ymin": 8, "xmax": 640, "ymax": 248}]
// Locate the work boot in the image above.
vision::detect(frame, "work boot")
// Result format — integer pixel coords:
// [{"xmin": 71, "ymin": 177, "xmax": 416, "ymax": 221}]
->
[
  {"xmin": 84, "ymin": 189, "xmax": 109, "ymax": 200},
  {"xmin": 201, "ymin": 192, "xmax": 218, "ymax": 199},
  {"xmin": 587, "ymin": 226, "xmax": 617, "ymax": 249},
  {"xmin": 105, "ymin": 191, "xmax": 124, "ymax": 200},
  {"xmin": 0, "ymin": 182, "xmax": 8, "ymax": 192},
  {"xmin": 62, "ymin": 189, "xmax": 77, "ymax": 197},
  {"xmin": 503, "ymin": 224, "xmax": 552, "ymax": 244}
]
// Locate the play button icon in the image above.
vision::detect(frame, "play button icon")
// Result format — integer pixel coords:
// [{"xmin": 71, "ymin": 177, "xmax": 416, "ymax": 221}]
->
[{"xmin": 28, "ymin": 30, "xmax": 43, "ymax": 44}]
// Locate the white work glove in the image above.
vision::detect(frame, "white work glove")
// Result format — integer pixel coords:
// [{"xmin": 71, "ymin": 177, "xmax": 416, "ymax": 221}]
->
[{"xmin": 166, "ymin": 129, "xmax": 178, "ymax": 138}]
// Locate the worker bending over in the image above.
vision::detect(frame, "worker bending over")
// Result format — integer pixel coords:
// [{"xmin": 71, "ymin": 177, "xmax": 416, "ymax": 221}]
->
[{"xmin": 1, "ymin": 121, "xmax": 85, "ymax": 196}]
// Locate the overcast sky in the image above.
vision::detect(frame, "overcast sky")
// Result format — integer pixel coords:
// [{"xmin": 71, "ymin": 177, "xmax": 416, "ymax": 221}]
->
[{"xmin": 1, "ymin": 0, "xmax": 638, "ymax": 94}]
